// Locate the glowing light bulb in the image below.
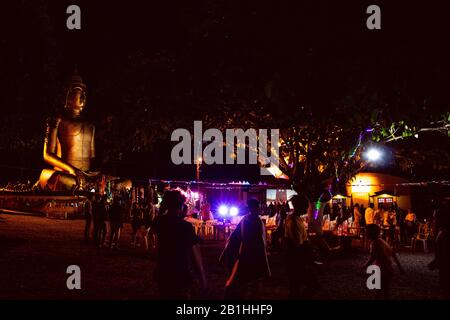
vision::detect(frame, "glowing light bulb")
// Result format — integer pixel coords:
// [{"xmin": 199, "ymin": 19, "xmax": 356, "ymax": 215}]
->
[
  {"xmin": 366, "ymin": 148, "xmax": 382, "ymax": 162},
  {"xmin": 218, "ymin": 205, "xmax": 228, "ymax": 216}
]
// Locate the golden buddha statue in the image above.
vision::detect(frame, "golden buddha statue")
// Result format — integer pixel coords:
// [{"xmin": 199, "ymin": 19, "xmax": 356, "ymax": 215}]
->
[{"xmin": 39, "ymin": 72, "xmax": 98, "ymax": 191}]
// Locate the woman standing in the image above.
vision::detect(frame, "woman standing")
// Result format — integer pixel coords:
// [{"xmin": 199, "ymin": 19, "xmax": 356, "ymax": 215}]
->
[{"xmin": 353, "ymin": 204, "xmax": 361, "ymax": 229}]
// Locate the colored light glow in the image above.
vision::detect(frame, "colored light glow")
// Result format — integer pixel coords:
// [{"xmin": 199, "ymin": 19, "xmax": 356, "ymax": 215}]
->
[
  {"xmin": 365, "ymin": 148, "xmax": 382, "ymax": 162},
  {"xmin": 229, "ymin": 207, "xmax": 239, "ymax": 216},
  {"xmin": 230, "ymin": 181, "xmax": 251, "ymax": 185},
  {"xmin": 218, "ymin": 205, "xmax": 228, "ymax": 216},
  {"xmin": 313, "ymin": 201, "xmax": 321, "ymax": 220},
  {"xmin": 191, "ymin": 191, "xmax": 199, "ymax": 200},
  {"xmin": 265, "ymin": 164, "xmax": 289, "ymax": 180}
]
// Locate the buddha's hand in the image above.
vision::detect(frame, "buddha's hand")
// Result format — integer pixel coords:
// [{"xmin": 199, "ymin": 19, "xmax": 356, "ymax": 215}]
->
[{"xmin": 85, "ymin": 171, "xmax": 100, "ymax": 178}]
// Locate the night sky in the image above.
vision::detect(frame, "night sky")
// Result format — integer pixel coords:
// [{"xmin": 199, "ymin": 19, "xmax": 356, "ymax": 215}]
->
[{"xmin": 1, "ymin": 0, "xmax": 449, "ymax": 182}]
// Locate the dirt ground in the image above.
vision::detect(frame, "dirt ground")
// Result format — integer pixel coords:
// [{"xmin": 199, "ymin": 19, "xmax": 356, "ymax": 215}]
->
[{"xmin": 0, "ymin": 213, "xmax": 443, "ymax": 300}]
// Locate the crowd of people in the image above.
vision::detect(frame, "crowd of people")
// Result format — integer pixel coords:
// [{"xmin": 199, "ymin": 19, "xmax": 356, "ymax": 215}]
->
[
  {"xmin": 360, "ymin": 203, "xmax": 422, "ymax": 246},
  {"xmin": 81, "ymin": 190, "xmax": 450, "ymax": 300},
  {"xmin": 83, "ymin": 193, "xmax": 155, "ymax": 250},
  {"xmin": 322, "ymin": 202, "xmax": 427, "ymax": 248}
]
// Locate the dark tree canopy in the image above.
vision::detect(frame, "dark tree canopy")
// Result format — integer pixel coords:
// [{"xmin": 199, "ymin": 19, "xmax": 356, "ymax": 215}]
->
[{"xmin": 0, "ymin": 0, "xmax": 449, "ymax": 183}]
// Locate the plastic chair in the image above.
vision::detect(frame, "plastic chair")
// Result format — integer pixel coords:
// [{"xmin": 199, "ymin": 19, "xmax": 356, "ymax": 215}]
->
[{"xmin": 411, "ymin": 223, "xmax": 430, "ymax": 253}]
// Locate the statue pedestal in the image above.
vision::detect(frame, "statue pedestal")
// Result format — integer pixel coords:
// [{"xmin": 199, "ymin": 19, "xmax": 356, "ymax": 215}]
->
[{"xmin": 0, "ymin": 193, "xmax": 86, "ymax": 220}]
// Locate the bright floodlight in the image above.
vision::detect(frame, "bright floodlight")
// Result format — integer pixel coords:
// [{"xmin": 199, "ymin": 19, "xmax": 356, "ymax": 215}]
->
[
  {"xmin": 366, "ymin": 148, "xmax": 382, "ymax": 162},
  {"xmin": 218, "ymin": 205, "xmax": 228, "ymax": 216},
  {"xmin": 229, "ymin": 206, "xmax": 239, "ymax": 216}
]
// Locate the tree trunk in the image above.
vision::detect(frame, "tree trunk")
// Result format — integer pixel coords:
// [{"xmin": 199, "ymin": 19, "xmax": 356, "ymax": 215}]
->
[
  {"xmin": 292, "ymin": 182, "xmax": 329, "ymax": 235},
  {"xmin": 307, "ymin": 199, "xmax": 326, "ymax": 235}
]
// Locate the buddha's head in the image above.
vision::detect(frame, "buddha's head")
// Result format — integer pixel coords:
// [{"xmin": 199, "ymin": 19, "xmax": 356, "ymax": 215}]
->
[{"xmin": 65, "ymin": 71, "xmax": 87, "ymax": 117}]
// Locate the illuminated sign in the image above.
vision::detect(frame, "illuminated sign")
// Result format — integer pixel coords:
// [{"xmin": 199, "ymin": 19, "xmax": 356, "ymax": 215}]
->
[{"xmin": 351, "ymin": 180, "xmax": 371, "ymax": 193}]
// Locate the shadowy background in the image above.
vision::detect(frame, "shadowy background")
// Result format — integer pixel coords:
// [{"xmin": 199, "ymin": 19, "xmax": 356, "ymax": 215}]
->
[{"xmin": 0, "ymin": 0, "xmax": 449, "ymax": 182}]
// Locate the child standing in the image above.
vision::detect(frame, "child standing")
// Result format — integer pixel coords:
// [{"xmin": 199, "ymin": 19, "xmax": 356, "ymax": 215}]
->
[{"xmin": 362, "ymin": 224, "xmax": 405, "ymax": 299}]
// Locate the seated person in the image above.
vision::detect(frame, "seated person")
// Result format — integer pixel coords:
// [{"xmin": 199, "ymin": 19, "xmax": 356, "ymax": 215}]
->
[{"xmin": 404, "ymin": 209, "xmax": 417, "ymax": 239}]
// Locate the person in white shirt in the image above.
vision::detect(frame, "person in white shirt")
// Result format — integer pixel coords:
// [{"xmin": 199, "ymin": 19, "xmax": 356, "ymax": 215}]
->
[{"xmin": 284, "ymin": 195, "xmax": 319, "ymax": 299}]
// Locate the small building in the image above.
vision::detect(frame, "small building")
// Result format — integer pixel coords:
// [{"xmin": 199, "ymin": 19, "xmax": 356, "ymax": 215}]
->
[{"xmin": 346, "ymin": 172, "xmax": 411, "ymax": 210}]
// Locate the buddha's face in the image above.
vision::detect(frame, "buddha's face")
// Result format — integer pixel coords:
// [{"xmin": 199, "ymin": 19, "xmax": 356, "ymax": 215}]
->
[{"xmin": 66, "ymin": 87, "xmax": 86, "ymax": 115}]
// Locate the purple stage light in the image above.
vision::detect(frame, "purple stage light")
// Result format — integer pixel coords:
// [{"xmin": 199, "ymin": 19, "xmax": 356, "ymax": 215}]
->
[{"xmin": 229, "ymin": 206, "xmax": 239, "ymax": 216}]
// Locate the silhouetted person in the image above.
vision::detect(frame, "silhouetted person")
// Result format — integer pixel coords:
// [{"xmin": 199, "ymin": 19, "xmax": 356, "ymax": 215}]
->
[
  {"xmin": 151, "ymin": 190, "xmax": 207, "ymax": 299},
  {"xmin": 279, "ymin": 202, "xmax": 288, "ymax": 225},
  {"xmin": 142, "ymin": 204, "xmax": 155, "ymax": 250},
  {"xmin": 285, "ymin": 195, "xmax": 319, "ymax": 299},
  {"xmin": 268, "ymin": 201, "xmax": 276, "ymax": 217},
  {"xmin": 284, "ymin": 201, "xmax": 290, "ymax": 213},
  {"xmin": 220, "ymin": 199, "xmax": 271, "ymax": 299},
  {"xmin": 382, "ymin": 207, "xmax": 397, "ymax": 246},
  {"xmin": 97, "ymin": 196, "xmax": 108, "ymax": 247},
  {"xmin": 404, "ymin": 208, "xmax": 417, "ymax": 239},
  {"xmin": 428, "ymin": 200, "xmax": 450, "ymax": 299},
  {"xmin": 359, "ymin": 204, "xmax": 366, "ymax": 226},
  {"xmin": 271, "ymin": 202, "xmax": 286, "ymax": 251},
  {"xmin": 336, "ymin": 203, "xmax": 345, "ymax": 226},
  {"xmin": 102, "ymin": 197, "xmax": 111, "ymax": 247},
  {"xmin": 395, "ymin": 206, "xmax": 406, "ymax": 244},
  {"xmin": 109, "ymin": 196, "xmax": 123, "ymax": 249},
  {"xmin": 83, "ymin": 195, "xmax": 93, "ymax": 243},
  {"xmin": 92, "ymin": 195, "xmax": 103, "ymax": 246},
  {"xmin": 362, "ymin": 224, "xmax": 405, "ymax": 299},
  {"xmin": 130, "ymin": 203, "xmax": 143, "ymax": 247}
]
